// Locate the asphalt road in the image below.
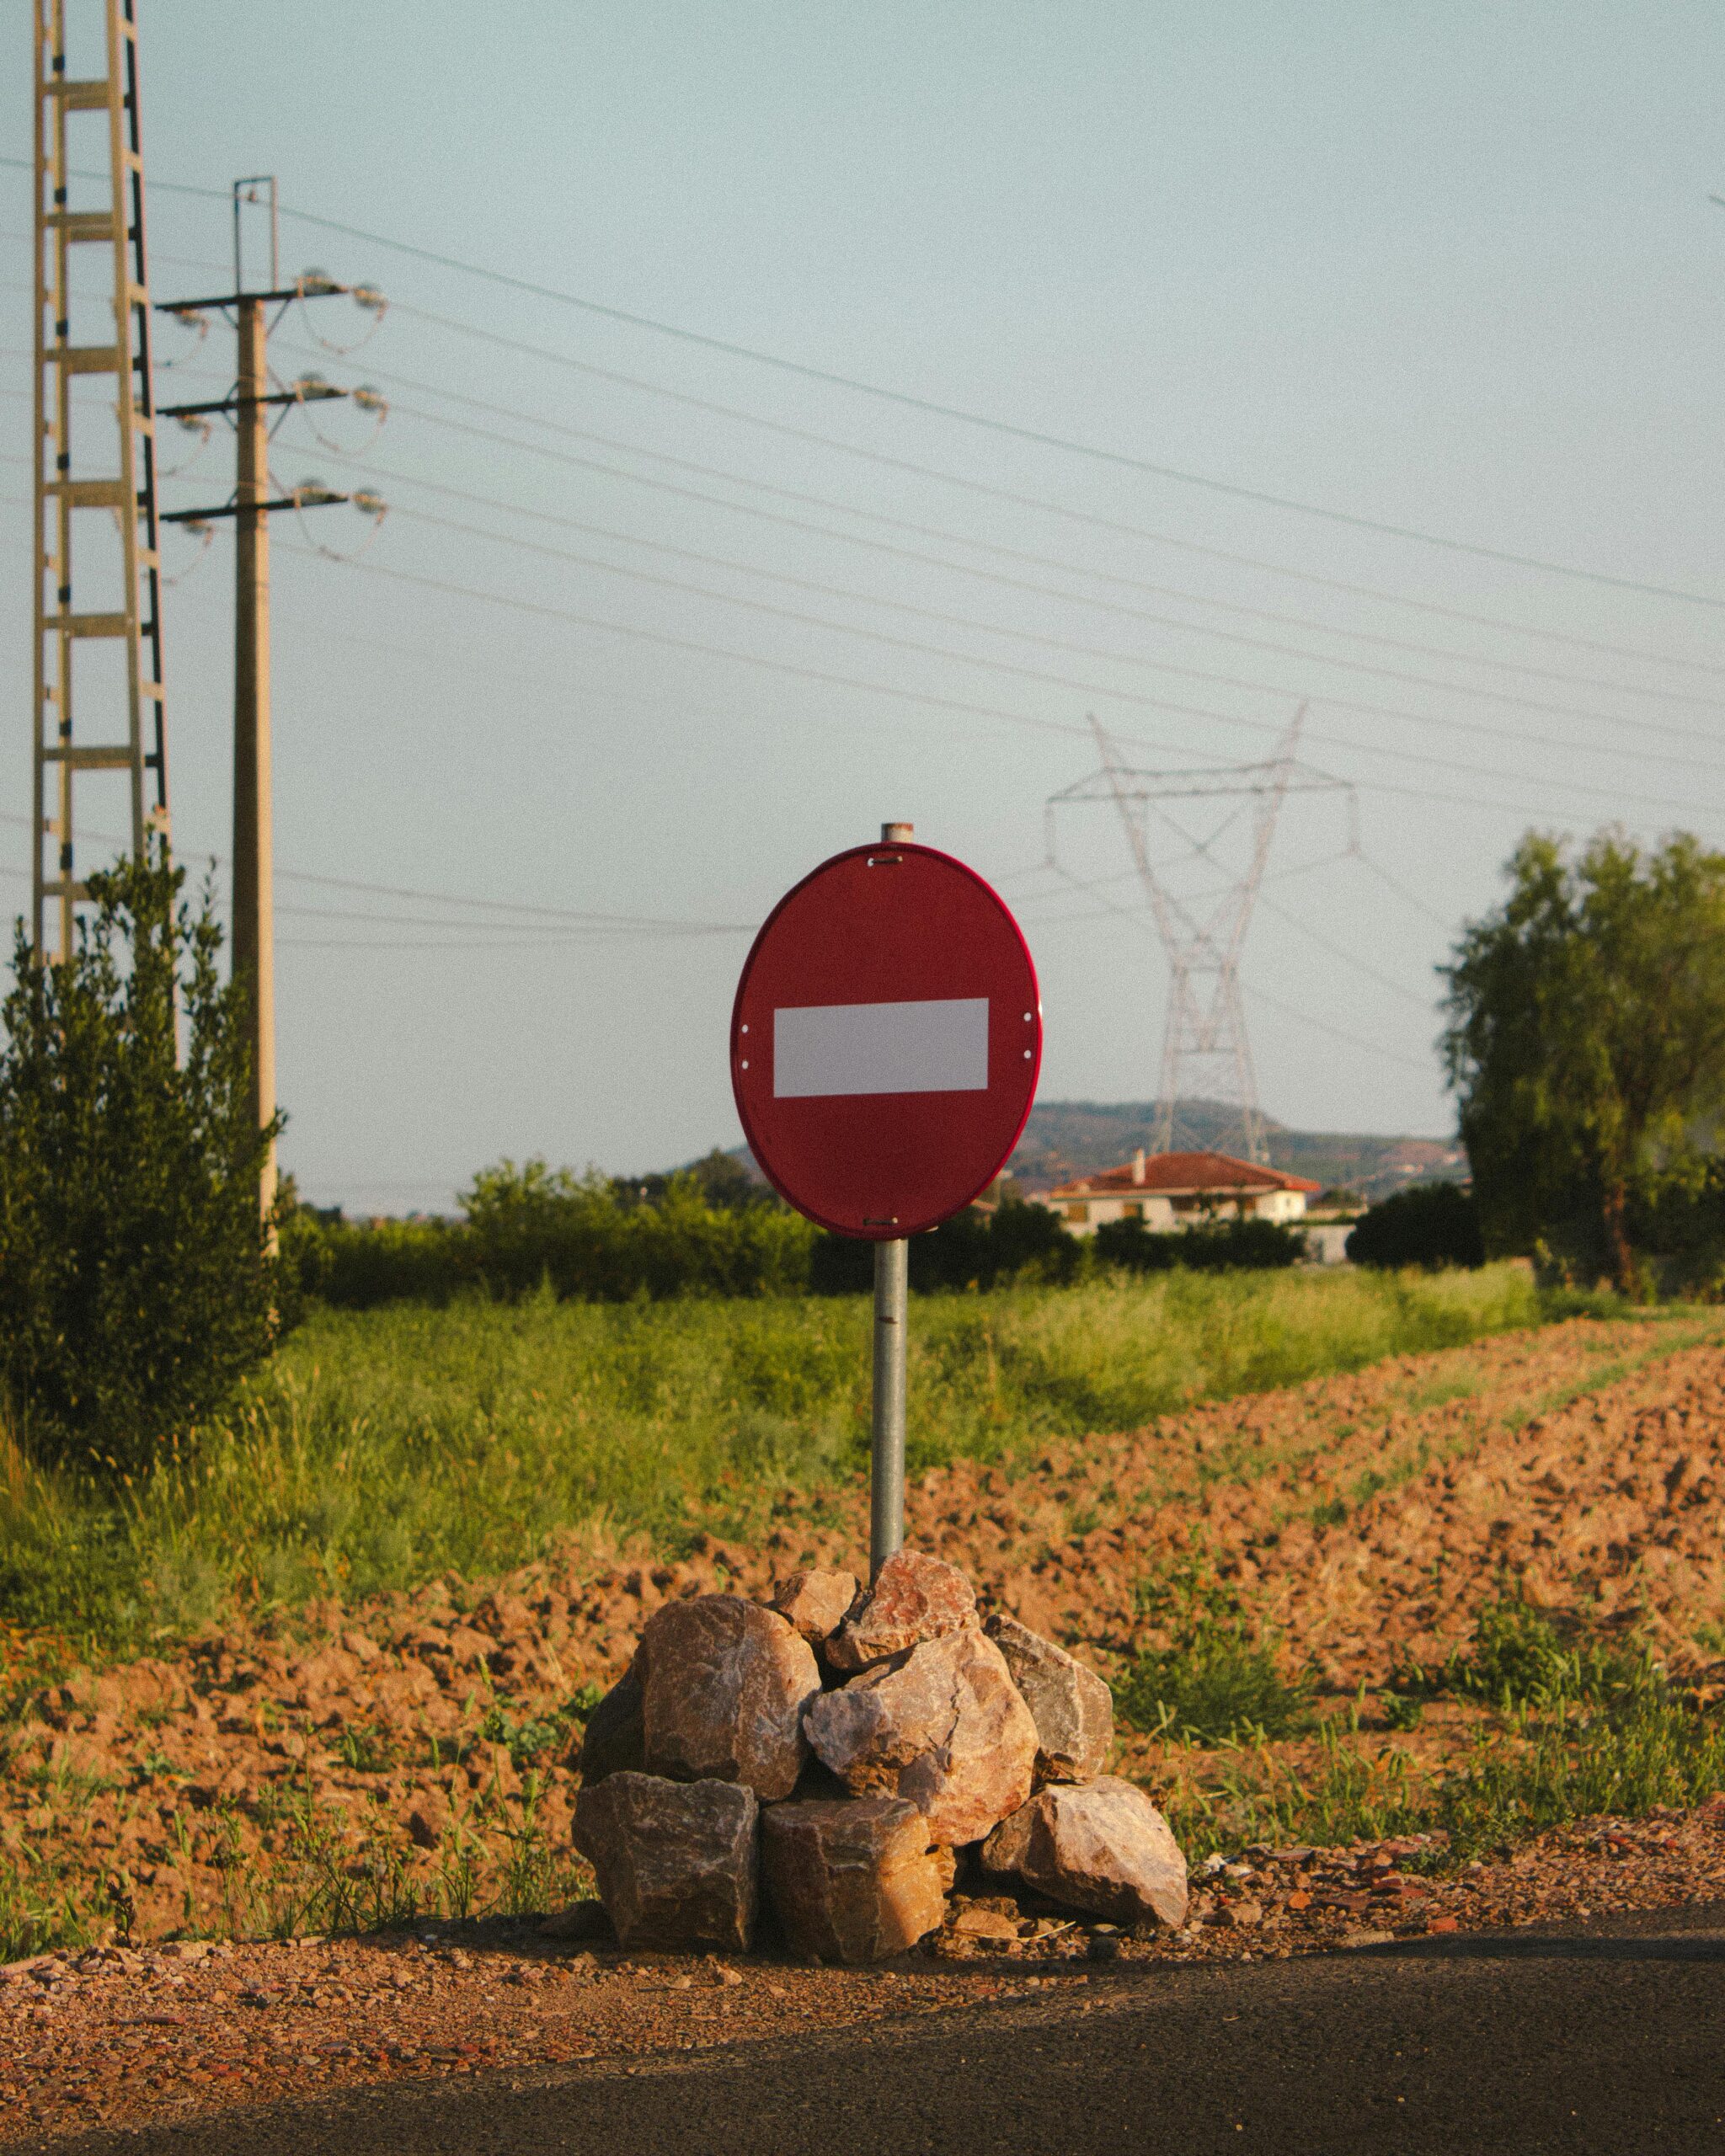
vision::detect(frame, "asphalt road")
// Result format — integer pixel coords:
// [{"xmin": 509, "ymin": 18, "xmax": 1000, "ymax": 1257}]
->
[{"xmin": 38, "ymin": 1907, "xmax": 1725, "ymax": 2156}]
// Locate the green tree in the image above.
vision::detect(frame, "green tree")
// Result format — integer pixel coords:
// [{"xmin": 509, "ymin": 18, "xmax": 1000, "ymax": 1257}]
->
[
  {"xmin": 0, "ymin": 850, "xmax": 286, "ymax": 1476},
  {"xmin": 1441, "ymin": 831, "xmax": 1725, "ymax": 1290}
]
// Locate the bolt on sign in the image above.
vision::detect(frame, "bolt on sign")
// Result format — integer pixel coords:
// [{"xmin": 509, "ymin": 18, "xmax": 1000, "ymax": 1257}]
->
[{"xmin": 730, "ymin": 834, "xmax": 1043, "ymax": 1235}]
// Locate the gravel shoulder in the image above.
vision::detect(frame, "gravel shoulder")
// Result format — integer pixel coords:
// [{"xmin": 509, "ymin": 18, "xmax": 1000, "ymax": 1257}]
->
[
  {"xmin": 18, "ymin": 1898, "xmax": 1725, "ymax": 2156},
  {"xmin": 4, "ymin": 1796, "xmax": 1725, "ymax": 2146}
]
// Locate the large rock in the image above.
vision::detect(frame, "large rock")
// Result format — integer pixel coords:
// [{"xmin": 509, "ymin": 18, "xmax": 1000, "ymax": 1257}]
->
[
  {"xmin": 573, "ymin": 1665, "xmax": 645, "ymax": 1785},
  {"xmin": 770, "ymin": 1567, "xmax": 858, "ymax": 1647},
  {"xmin": 825, "ymin": 1550, "xmax": 979, "ymax": 1673},
  {"xmin": 804, "ymin": 1629, "xmax": 1037, "ymax": 1846},
  {"xmin": 984, "ymin": 1613, "xmax": 1114, "ymax": 1783},
  {"xmin": 761, "ymin": 1796, "xmax": 947, "ymax": 1963},
  {"xmin": 573, "ymin": 1772, "xmax": 757, "ymax": 1951},
  {"xmin": 638, "ymin": 1595, "xmax": 820, "ymax": 1801},
  {"xmin": 981, "ymin": 1777, "xmax": 1188, "ymax": 1929}
]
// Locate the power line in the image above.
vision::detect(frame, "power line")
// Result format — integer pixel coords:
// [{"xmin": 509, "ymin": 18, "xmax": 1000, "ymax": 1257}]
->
[
  {"xmin": 313, "ymin": 315, "xmax": 1725, "ymax": 681},
  {"xmin": 14, "ymin": 149, "xmax": 1724, "ymax": 626},
  {"xmin": 370, "ymin": 481, "xmax": 1725, "ymax": 774},
  {"xmin": 155, "ymin": 182, "xmax": 1725, "ymax": 607},
  {"xmin": 303, "ymin": 407, "xmax": 1725, "ymax": 737},
  {"xmin": 366, "ymin": 501, "xmax": 1725, "ymax": 815}
]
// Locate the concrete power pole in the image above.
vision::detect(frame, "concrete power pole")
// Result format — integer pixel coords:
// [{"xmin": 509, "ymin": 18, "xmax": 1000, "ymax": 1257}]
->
[
  {"xmin": 158, "ymin": 179, "xmax": 386, "ymax": 1223},
  {"xmin": 232, "ymin": 293, "xmax": 274, "ymax": 1217}
]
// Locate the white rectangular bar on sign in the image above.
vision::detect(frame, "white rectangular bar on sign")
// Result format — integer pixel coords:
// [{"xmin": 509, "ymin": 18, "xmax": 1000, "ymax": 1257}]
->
[{"xmin": 773, "ymin": 996, "xmax": 989, "ymax": 1098}]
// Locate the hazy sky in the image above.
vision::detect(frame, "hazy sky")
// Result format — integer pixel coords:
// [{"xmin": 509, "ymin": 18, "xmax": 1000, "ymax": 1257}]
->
[{"xmin": 4, "ymin": 3, "xmax": 1723, "ymax": 1208}]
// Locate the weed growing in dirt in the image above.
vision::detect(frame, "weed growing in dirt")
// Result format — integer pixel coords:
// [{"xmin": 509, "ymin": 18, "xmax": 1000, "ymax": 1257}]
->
[
  {"xmin": 0, "ymin": 1263, "xmax": 1564, "ymax": 1652},
  {"xmin": 1438, "ymin": 1685, "xmax": 1725, "ymax": 1857},
  {"xmin": 1160, "ymin": 1721, "xmax": 1427, "ymax": 1860},
  {"xmin": 1118, "ymin": 1561, "xmax": 1313, "ymax": 1743},
  {"xmin": 1397, "ymin": 1598, "xmax": 1653, "ymax": 1711}
]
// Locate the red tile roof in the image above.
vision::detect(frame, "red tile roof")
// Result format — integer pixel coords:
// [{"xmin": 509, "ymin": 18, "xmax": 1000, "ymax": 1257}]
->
[{"xmin": 1048, "ymin": 1150, "xmax": 1322, "ymax": 1198}]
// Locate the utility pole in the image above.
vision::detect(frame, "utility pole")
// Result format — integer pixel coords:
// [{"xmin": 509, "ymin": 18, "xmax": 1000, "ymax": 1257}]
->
[
  {"xmin": 158, "ymin": 179, "xmax": 386, "ymax": 1223},
  {"xmin": 30, "ymin": 0, "xmax": 170, "ymax": 959}
]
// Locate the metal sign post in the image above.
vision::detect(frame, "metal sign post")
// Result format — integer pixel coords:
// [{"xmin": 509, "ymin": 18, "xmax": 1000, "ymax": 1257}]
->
[
  {"xmin": 870, "ymin": 1233, "xmax": 909, "ymax": 1575},
  {"xmin": 730, "ymin": 821, "xmax": 1042, "ymax": 1584}
]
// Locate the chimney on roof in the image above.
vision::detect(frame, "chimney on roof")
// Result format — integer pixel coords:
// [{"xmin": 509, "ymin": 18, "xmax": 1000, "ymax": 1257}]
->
[{"xmin": 1132, "ymin": 1148, "xmax": 1146, "ymax": 1185}]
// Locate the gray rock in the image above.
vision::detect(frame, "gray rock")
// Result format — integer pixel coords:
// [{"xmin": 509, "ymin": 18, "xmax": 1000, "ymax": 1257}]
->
[
  {"xmin": 761, "ymin": 1796, "xmax": 947, "ymax": 1963},
  {"xmin": 981, "ymin": 1776, "xmax": 1188, "ymax": 1929},
  {"xmin": 804, "ymin": 1628, "xmax": 1037, "ymax": 1846},
  {"xmin": 984, "ymin": 1612, "xmax": 1114, "ymax": 1783},
  {"xmin": 638, "ymin": 1594, "xmax": 820, "ymax": 1802},
  {"xmin": 572, "ymin": 1772, "xmax": 758, "ymax": 1951}
]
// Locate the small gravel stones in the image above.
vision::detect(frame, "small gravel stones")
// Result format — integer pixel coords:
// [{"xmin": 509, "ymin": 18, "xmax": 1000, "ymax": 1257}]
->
[
  {"xmin": 573, "ymin": 1772, "xmax": 758, "ymax": 1951},
  {"xmin": 824, "ymin": 1550, "xmax": 980, "ymax": 1673},
  {"xmin": 983, "ymin": 1612, "xmax": 1114, "ymax": 1783},
  {"xmin": 982, "ymin": 1776, "xmax": 1188, "ymax": 1929},
  {"xmin": 761, "ymin": 1796, "xmax": 947, "ymax": 1963}
]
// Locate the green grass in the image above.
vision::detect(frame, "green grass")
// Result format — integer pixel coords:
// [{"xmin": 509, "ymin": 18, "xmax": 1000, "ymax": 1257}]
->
[
  {"xmin": 0, "ymin": 1260, "xmax": 1583, "ymax": 1657},
  {"xmin": 1159, "ymin": 1600, "xmax": 1725, "ymax": 1864},
  {"xmin": 1118, "ymin": 1559, "xmax": 1314, "ymax": 1743}
]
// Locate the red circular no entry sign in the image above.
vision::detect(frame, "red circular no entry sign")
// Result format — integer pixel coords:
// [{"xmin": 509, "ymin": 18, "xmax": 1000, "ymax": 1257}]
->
[{"xmin": 730, "ymin": 838, "xmax": 1042, "ymax": 1239}]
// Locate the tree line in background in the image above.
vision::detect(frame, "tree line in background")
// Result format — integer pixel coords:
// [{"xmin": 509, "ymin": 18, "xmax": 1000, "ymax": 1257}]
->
[
  {"xmin": 283, "ymin": 1154, "xmax": 1310, "ymax": 1310},
  {"xmin": 6, "ymin": 824, "xmax": 1725, "ymax": 1479}
]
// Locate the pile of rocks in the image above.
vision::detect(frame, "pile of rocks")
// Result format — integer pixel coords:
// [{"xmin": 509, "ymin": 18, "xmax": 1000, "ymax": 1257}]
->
[{"xmin": 571, "ymin": 1550, "xmax": 1187, "ymax": 1963}]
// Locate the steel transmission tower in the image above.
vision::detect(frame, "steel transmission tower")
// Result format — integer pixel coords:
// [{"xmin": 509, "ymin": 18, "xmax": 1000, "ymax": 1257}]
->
[
  {"xmin": 30, "ymin": 0, "xmax": 169, "ymax": 959},
  {"xmin": 1047, "ymin": 711, "xmax": 1348, "ymax": 1163}
]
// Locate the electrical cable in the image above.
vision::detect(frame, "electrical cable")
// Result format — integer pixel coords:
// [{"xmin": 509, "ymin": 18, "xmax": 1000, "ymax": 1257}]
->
[
  {"xmin": 358, "ymin": 502, "xmax": 1725, "ymax": 814},
  {"xmin": 327, "ymin": 410, "xmax": 1725, "ymax": 720},
  {"xmin": 291, "ymin": 322, "xmax": 1725, "ymax": 683},
  {"xmin": 140, "ymin": 180, "xmax": 1725, "ymax": 608},
  {"xmin": 367, "ymin": 486, "xmax": 1725, "ymax": 772}
]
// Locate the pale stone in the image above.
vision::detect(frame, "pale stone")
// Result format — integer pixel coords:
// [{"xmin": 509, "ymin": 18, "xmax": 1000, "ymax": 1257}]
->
[
  {"xmin": 770, "ymin": 1567, "xmax": 859, "ymax": 1647},
  {"xmin": 574, "ymin": 1665, "xmax": 644, "ymax": 1785},
  {"xmin": 804, "ymin": 1629, "xmax": 1037, "ymax": 1846},
  {"xmin": 761, "ymin": 1796, "xmax": 947, "ymax": 1963},
  {"xmin": 638, "ymin": 1595, "xmax": 820, "ymax": 1802},
  {"xmin": 981, "ymin": 1776, "xmax": 1188, "ymax": 1929},
  {"xmin": 825, "ymin": 1550, "xmax": 979, "ymax": 1673},
  {"xmin": 572, "ymin": 1772, "xmax": 757, "ymax": 1951},
  {"xmin": 984, "ymin": 1612, "xmax": 1114, "ymax": 1783}
]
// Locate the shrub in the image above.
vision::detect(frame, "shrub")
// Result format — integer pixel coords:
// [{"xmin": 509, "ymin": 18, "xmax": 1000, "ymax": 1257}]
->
[
  {"xmin": 809, "ymin": 1195, "xmax": 1083, "ymax": 1295},
  {"xmin": 1092, "ymin": 1214, "xmax": 1306, "ymax": 1273},
  {"xmin": 0, "ymin": 851, "xmax": 285, "ymax": 1476},
  {"xmin": 1346, "ymin": 1182, "xmax": 1483, "ymax": 1270}
]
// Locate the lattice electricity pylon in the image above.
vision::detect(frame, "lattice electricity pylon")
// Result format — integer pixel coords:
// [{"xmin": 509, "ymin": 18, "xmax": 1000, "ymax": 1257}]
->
[
  {"xmin": 1045, "ymin": 711, "xmax": 1350, "ymax": 1164},
  {"xmin": 30, "ymin": 0, "xmax": 169, "ymax": 960}
]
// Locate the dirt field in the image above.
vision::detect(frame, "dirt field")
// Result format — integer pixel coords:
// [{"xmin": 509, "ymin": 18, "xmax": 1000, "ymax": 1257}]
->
[{"xmin": 4, "ymin": 1311, "xmax": 1725, "ymax": 2138}]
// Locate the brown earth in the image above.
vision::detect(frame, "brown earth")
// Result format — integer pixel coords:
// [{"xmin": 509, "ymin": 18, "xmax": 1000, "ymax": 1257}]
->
[
  {"xmin": 4, "ymin": 1310, "xmax": 1725, "ymax": 2142},
  {"xmin": 3, "ymin": 1799, "xmax": 1724, "ymax": 2144},
  {"xmin": 5, "ymin": 1317, "xmax": 1725, "ymax": 1947}
]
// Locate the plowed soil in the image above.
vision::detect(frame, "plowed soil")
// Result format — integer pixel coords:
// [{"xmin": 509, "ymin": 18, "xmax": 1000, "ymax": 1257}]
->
[{"xmin": 5, "ymin": 1310, "xmax": 1725, "ymax": 2143}]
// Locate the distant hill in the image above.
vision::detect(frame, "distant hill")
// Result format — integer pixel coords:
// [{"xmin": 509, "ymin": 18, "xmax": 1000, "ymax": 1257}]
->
[{"xmin": 1008, "ymin": 1099, "xmax": 1466, "ymax": 1201}]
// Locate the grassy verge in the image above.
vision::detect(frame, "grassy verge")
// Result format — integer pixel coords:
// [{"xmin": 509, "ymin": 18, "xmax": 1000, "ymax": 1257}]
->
[
  {"xmin": 0, "ymin": 1263, "xmax": 1559, "ymax": 1657},
  {"xmin": 1138, "ymin": 1593, "xmax": 1725, "ymax": 1863}
]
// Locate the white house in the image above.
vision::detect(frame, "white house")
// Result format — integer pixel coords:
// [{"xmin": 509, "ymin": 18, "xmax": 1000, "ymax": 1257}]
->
[{"xmin": 1039, "ymin": 1149, "xmax": 1322, "ymax": 1235}]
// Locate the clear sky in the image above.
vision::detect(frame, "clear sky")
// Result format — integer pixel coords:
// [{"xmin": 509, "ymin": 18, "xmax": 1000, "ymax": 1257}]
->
[{"xmin": 4, "ymin": 2, "xmax": 1723, "ymax": 1208}]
